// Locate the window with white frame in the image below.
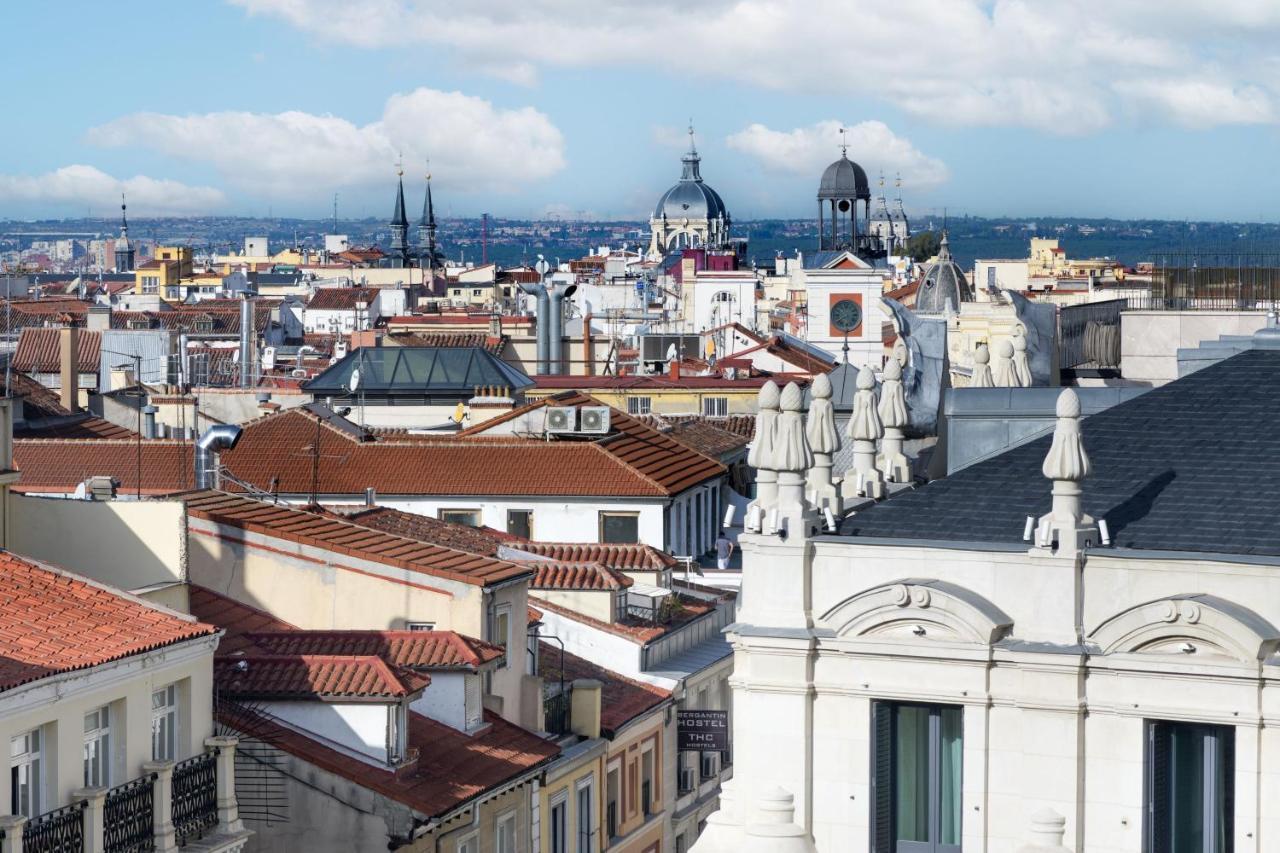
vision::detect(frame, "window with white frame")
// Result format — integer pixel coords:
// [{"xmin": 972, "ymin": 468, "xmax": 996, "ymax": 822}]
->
[
  {"xmin": 84, "ymin": 705, "xmax": 111, "ymax": 787},
  {"xmin": 701, "ymin": 396, "xmax": 728, "ymax": 417},
  {"xmin": 495, "ymin": 811, "xmax": 516, "ymax": 853},
  {"xmin": 152, "ymin": 684, "xmax": 178, "ymax": 761},
  {"xmin": 626, "ymin": 396, "xmax": 651, "ymax": 415},
  {"xmin": 577, "ymin": 775, "xmax": 595, "ymax": 853},
  {"xmin": 11, "ymin": 729, "xmax": 42, "ymax": 818},
  {"xmin": 549, "ymin": 793, "xmax": 568, "ymax": 853},
  {"xmin": 457, "ymin": 833, "xmax": 478, "ymax": 853},
  {"xmin": 491, "ymin": 605, "xmax": 511, "ymax": 668}
]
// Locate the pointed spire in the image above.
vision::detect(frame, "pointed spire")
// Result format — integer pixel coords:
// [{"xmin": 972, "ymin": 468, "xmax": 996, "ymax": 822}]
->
[
  {"xmin": 119, "ymin": 192, "xmax": 129, "ymax": 238},
  {"xmin": 681, "ymin": 120, "xmax": 703, "ymax": 182},
  {"xmin": 839, "ymin": 126, "xmax": 848, "ymax": 157},
  {"xmin": 391, "ymin": 173, "xmax": 408, "ymax": 228},
  {"xmin": 420, "ymin": 171, "xmax": 435, "ymax": 228}
]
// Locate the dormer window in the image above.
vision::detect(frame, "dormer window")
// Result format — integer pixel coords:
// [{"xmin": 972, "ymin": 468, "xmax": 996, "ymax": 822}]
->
[
  {"xmin": 193, "ymin": 316, "xmax": 214, "ymax": 333},
  {"xmin": 128, "ymin": 317, "xmax": 151, "ymax": 330}
]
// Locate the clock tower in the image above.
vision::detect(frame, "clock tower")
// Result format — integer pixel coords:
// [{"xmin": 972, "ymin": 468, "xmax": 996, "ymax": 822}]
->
[{"xmin": 800, "ymin": 250, "xmax": 886, "ymax": 366}]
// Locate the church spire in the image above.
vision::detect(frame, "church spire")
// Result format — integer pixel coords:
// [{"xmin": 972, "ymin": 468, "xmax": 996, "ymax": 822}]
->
[
  {"xmin": 419, "ymin": 171, "xmax": 438, "ymax": 270},
  {"xmin": 114, "ymin": 192, "xmax": 135, "ymax": 273},
  {"xmin": 119, "ymin": 193, "xmax": 129, "ymax": 239},
  {"xmin": 389, "ymin": 158, "xmax": 409, "ymax": 267},
  {"xmin": 680, "ymin": 120, "xmax": 703, "ymax": 182}
]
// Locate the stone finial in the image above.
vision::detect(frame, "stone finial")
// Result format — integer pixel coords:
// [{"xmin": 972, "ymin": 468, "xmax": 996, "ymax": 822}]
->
[
  {"xmin": 844, "ymin": 364, "xmax": 885, "ymax": 501},
  {"xmin": 691, "ymin": 779, "xmax": 743, "ymax": 853},
  {"xmin": 847, "ymin": 365, "xmax": 883, "ymax": 442},
  {"xmin": 877, "ymin": 357, "xmax": 911, "ymax": 483},
  {"xmin": 1016, "ymin": 807, "xmax": 1069, "ymax": 853},
  {"xmin": 1042, "ymin": 389, "xmax": 1090, "ymax": 482},
  {"xmin": 805, "ymin": 373, "xmax": 841, "ymax": 510},
  {"xmin": 1012, "ymin": 328, "xmax": 1033, "ymax": 387},
  {"xmin": 991, "ymin": 339, "xmax": 1017, "ymax": 387},
  {"xmin": 748, "ymin": 381, "xmax": 781, "ymax": 470},
  {"xmin": 1035, "ymin": 388, "xmax": 1096, "ymax": 554},
  {"xmin": 970, "ymin": 343, "xmax": 995, "ymax": 387},
  {"xmin": 773, "ymin": 382, "xmax": 814, "ymax": 473},
  {"xmin": 805, "ymin": 373, "xmax": 840, "ymax": 454},
  {"xmin": 742, "ymin": 787, "xmax": 817, "ymax": 853}
]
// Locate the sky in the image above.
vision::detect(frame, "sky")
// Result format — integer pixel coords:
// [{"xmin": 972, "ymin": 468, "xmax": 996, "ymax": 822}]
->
[{"xmin": 2, "ymin": 0, "xmax": 1280, "ymax": 222}]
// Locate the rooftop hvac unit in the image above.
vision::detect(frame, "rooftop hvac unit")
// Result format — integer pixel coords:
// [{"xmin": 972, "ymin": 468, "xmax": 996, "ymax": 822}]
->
[
  {"xmin": 545, "ymin": 406, "xmax": 577, "ymax": 434},
  {"xmin": 579, "ymin": 406, "xmax": 611, "ymax": 434}
]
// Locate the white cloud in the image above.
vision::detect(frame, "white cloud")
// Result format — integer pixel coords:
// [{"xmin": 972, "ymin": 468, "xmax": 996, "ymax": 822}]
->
[
  {"xmin": 229, "ymin": 0, "xmax": 1280, "ymax": 132},
  {"xmin": 727, "ymin": 120, "xmax": 949, "ymax": 190},
  {"xmin": 86, "ymin": 88, "xmax": 566, "ymax": 200},
  {"xmin": 0, "ymin": 165, "xmax": 226, "ymax": 215}
]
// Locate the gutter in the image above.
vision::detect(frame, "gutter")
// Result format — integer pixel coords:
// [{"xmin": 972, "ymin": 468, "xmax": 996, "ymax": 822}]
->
[{"xmin": 405, "ymin": 759, "xmax": 551, "ymax": 851}]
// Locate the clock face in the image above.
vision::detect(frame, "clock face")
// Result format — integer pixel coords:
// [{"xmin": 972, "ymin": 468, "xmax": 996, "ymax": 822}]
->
[{"xmin": 830, "ymin": 298, "xmax": 862, "ymax": 332}]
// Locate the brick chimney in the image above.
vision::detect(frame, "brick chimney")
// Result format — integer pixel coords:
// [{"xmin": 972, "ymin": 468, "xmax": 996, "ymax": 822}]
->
[
  {"xmin": 570, "ymin": 679, "xmax": 602, "ymax": 740},
  {"xmin": 59, "ymin": 326, "xmax": 80, "ymax": 412},
  {"xmin": 669, "ymin": 358, "xmax": 681, "ymax": 381}
]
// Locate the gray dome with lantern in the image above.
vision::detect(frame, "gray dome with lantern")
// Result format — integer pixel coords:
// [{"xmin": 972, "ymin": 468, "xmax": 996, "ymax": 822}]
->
[{"xmin": 915, "ymin": 232, "xmax": 973, "ymax": 314}]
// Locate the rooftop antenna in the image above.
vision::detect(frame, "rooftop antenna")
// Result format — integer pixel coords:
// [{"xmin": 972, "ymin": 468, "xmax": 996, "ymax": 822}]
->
[
  {"xmin": 895, "ymin": 172, "xmax": 903, "ymax": 199},
  {"xmin": 332, "ymin": 193, "xmax": 338, "ymax": 233}
]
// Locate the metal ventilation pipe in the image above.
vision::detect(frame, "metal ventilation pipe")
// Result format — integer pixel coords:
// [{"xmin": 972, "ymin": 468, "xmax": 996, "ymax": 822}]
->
[
  {"xmin": 195, "ymin": 424, "xmax": 243, "ymax": 490},
  {"xmin": 238, "ymin": 298, "xmax": 253, "ymax": 388},
  {"xmin": 141, "ymin": 405, "xmax": 157, "ymax": 440},
  {"xmin": 518, "ymin": 283, "xmax": 550, "ymax": 375},
  {"xmin": 548, "ymin": 289, "xmax": 565, "ymax": 375},
  {"xmin": 365, "ymin": 487, "xmax": 376, "ymax": 506}
]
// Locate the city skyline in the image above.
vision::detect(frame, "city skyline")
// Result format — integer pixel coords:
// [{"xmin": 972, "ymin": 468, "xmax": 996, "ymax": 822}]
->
[{"xmin": 3, "ymin": 1, "xmax": 1279, "ymax": 222}]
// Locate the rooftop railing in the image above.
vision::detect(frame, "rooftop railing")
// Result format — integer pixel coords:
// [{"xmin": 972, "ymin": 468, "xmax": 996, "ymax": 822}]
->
[{"xmin": 171, "ymin": 752, "xmax": 218, "ymax": 847}]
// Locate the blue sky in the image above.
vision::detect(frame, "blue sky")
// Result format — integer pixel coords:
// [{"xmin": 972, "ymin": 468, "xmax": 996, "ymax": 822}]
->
[{"xmin": 2, "ymin": 0, "xmax": 1279, "ymax": 221}]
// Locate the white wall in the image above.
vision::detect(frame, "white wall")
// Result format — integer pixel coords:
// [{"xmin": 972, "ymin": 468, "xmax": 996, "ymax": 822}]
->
[{"xmin": 263, "ymin": 701, "xmax": 392, "ymax": 766}]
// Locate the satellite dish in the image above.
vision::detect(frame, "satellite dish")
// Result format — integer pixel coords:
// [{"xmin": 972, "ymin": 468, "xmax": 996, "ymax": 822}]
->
[{"xmin": 348, "ymin": 368, "xmax": 360, "ymax": 392}]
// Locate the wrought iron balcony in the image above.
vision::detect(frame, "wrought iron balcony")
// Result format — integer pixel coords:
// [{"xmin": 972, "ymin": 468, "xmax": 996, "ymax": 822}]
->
[
  {"xmin": 23, "ymin": 800, "xmax": 86, "ymax": 853},
  {"xmin": 104, "ymin": 775, "xmax": 156, "ymax": 853},
  {"xmin": 171, "ymin": 752, "xmax": 218, "ymax": 847},
  {"xmin": 543, "ymin": 691, "xmax": 572, "ymax": 736}
]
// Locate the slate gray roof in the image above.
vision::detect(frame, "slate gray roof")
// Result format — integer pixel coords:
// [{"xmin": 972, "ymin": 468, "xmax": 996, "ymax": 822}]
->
[{"xmin": 841, "ymin": 350, "xmax": 1280, "ymax": 558}]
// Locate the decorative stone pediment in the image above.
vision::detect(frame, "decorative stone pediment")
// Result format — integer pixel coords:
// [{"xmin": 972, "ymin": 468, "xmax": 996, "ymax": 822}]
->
[
  {"xmin": 1089, "ymin": 594, "xmax": 1280, "ymax": 662},
  {"xmin": 821, "ymin": 578, "xmax": 1013, "ymax": 644}
]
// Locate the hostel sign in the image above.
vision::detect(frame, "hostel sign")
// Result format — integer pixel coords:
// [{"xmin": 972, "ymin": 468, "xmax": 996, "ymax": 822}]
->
[{"xmin": 677, "ymin": 710, "xmax": 730, "ymax": 752}]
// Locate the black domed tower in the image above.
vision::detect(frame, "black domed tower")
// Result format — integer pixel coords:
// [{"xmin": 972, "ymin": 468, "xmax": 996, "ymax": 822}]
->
[
  {"xmin": 114, "ymin": 194, "xmax": 135, "ymax": 273},
  {"xmin": 817, "ymin": 132, "xmax": 880, "ymax": 258}
]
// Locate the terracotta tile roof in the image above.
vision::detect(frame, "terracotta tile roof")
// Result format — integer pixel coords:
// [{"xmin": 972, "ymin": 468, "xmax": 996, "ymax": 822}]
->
[
  {"xmin": 14, "ymin": 416, "xmax": 139, "ymax": 440},
  {"xmin": 539, "ymin": 643, "xmax": 670, "ymax": 737},
  {"xmin": 722, "ymin": 337, "xmax": 835, "ymax": 376},
  {"xmin": 222, "ymin": 404, "xmax": 723, "ymax": 498},
  {"xmin": 187, "ymin": 584, "xmax": 296, "ymax": 655},
  {"xmin": 111, "ymin": 305, "xmax": 273, "ymax": 335},
  {"xmin": 529, "ymin": 562, "xmax": 632, "ymax": 591},
  {"xmin": 12, "ymin": 327, "xmax": 102, "ymax": 373},
  {"xmin": 640, "ymin": 413, "xmax": 756, "ymax": 440},
  {"xmin": 458, "ymin": 391, "xmax": 726, "ymax": 496},
  {"xmin": 0, "ymin": 552, "xmax": 218, "ymax": 691},
  {"xmin": 13, "ymin": 439, "xmax": 194, "ymax": 495},
  {"xmin": 528, "ymin": 375, "xmax": 786, "ymax": 390},
  {"xmin": 215, "ymin": 654, "xmax": 429, "ymax": 700},
  {"xmin": 527, "ymin": 605, "xmax": 544, "ymax": 624},
  {"xmin": 306, "ymin": 287, "xmax": 378, "ymax": 311},
  {"xmin": 385, "ymin": 331, "xmax": 506, "ymax": 354},
  {"xmin": 647, "ymin": 419, "xmax": 750, "ymax": 459},
  {"xmin": 334, "ymin": 506, "xmax": 515, "ymax": 556},
  {"xmin": 884, "ymin": 280, "xmax": 920, "ymax": 304},
  {"xmin": 3, "ymin": 371, "xmax": 72, "ymax": 419},
  {"xmin": 530, "ymin": 593, "xmax": 718, "ymax": 645},
  {"xmin": 184, "ymin": 491, "xmax": 531, "ymax": 588},
  {"xmin": 512, "ymin": 542, "xmax": 677, "ymax": 572},
  {"xmin": 220, "ymin": 705, "xmax": 557, "ymax": 819},
  {"xmin": 245, "ymin": 630, "xmax": 505, "ymax": 671}
]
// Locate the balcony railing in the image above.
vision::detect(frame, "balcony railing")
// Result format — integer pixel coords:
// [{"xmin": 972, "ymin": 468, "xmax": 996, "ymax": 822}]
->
[
  {"xmin": 543, "ymin": 691, "xmax": 572, "ymax": 736},
  {"xmin": 104, "ymin": 775, "xmax": 156, "ymax": 853},
  {"xmin": 23, "ymin": 801, "xmax": 86, "ymax": 853},
  {"xmin": 171, "ymin": 752, "xmax": 218, "ymax": 846}
]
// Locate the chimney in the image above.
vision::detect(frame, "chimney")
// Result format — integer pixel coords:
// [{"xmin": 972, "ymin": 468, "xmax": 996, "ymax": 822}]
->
[
  {"xmin": 141, "ymin": 405, "xmax": 157, "ymax": 439},
  {"xmin": 85, "ymin": 305, "xmax": 110, "ymax": 331},
  {"xmin": 669, "ymin": 359, "xmax": 681, "ymax": 381},
  {"xmin": 59, "ymin": 326, "xmax": 79, "ymax": 412},
  {"xmin": 569, "ymin": 679, "xmax": 602, "ymax": 740}
]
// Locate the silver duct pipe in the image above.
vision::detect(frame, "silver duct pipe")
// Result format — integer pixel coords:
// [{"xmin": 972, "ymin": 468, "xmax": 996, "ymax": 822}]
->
[
  {"xmin": 549, "ymin": 289, "xmax": 565, "ymax": 375},
  {"xmin": 195, "ymin": 424, "xmax": 243, "ymax": 490},
  {"xmin": 238, "ymin": 299, "xmax": 253, "ymax": 388},
  {"xmin": 518, "ymin": 283, "xmax": 550, "ymax": 375},
  {"xmin": 141, "ymin": 405, "xmax": 157, "ymax": 440}
]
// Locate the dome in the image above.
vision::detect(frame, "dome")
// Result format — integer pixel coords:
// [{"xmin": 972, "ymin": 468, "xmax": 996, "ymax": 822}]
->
[
  {"xmin": 915, "ymin": 233, "xmax": 973, "ymax": 314},
  {"xmin": 818, "ymin": 155, "xmax": 870, "ymax": 201},
  {"xmin": 654, "ymin": 179, "xmax": 728, "ymax": 222}
]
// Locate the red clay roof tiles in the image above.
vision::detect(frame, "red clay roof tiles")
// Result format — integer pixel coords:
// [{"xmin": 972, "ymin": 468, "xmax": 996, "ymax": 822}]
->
[
  {"xmin": 0, "ymin": 553, "xmax": 218, "ymax": 691},
  {"xmin": 529, "ymin": 562, "xmax": 632, "ymax": 591},
  {"xmin": 187, "ymin": 585, "xmax": 296, "ymax": 655},
  {"xmin": 246, "ymin": 630, "xmax": 505, "ymax": 671},
  {"xmin": 185, "ymin": 491, "xmax": 531, "ymax": 587},
  {"xmin": 14, "ymin": 439, "xmax": 194, "ymax": 494},
  {"xmin": 538, "ymin": 643, "xmax": 670, "ymax": 737},
  {"xmin": 12, "ymin": 327, "xmax": 101, "ymax": 373},
  {"xmin": 215, "ymin": 654, "xmax": 430, "ymax": 700}
]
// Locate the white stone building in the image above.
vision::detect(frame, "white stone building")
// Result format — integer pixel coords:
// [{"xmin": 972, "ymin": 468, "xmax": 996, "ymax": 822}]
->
[{"xmin": 697, "ymin": 348, "xmax": 1280, "ymax": 853}]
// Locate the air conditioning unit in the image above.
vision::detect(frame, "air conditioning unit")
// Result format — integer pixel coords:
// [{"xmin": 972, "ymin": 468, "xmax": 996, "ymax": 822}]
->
[
  {"xmin": 261, "ymin": 346, "xmax": 276, "ymax": 371},
  {"xmin": 579, "ymin": 406, "xmax": 611, "ymax": 434},
  {"xmin": 545, "ymin": 406, "xmax": 577, "ymax": 434}
]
